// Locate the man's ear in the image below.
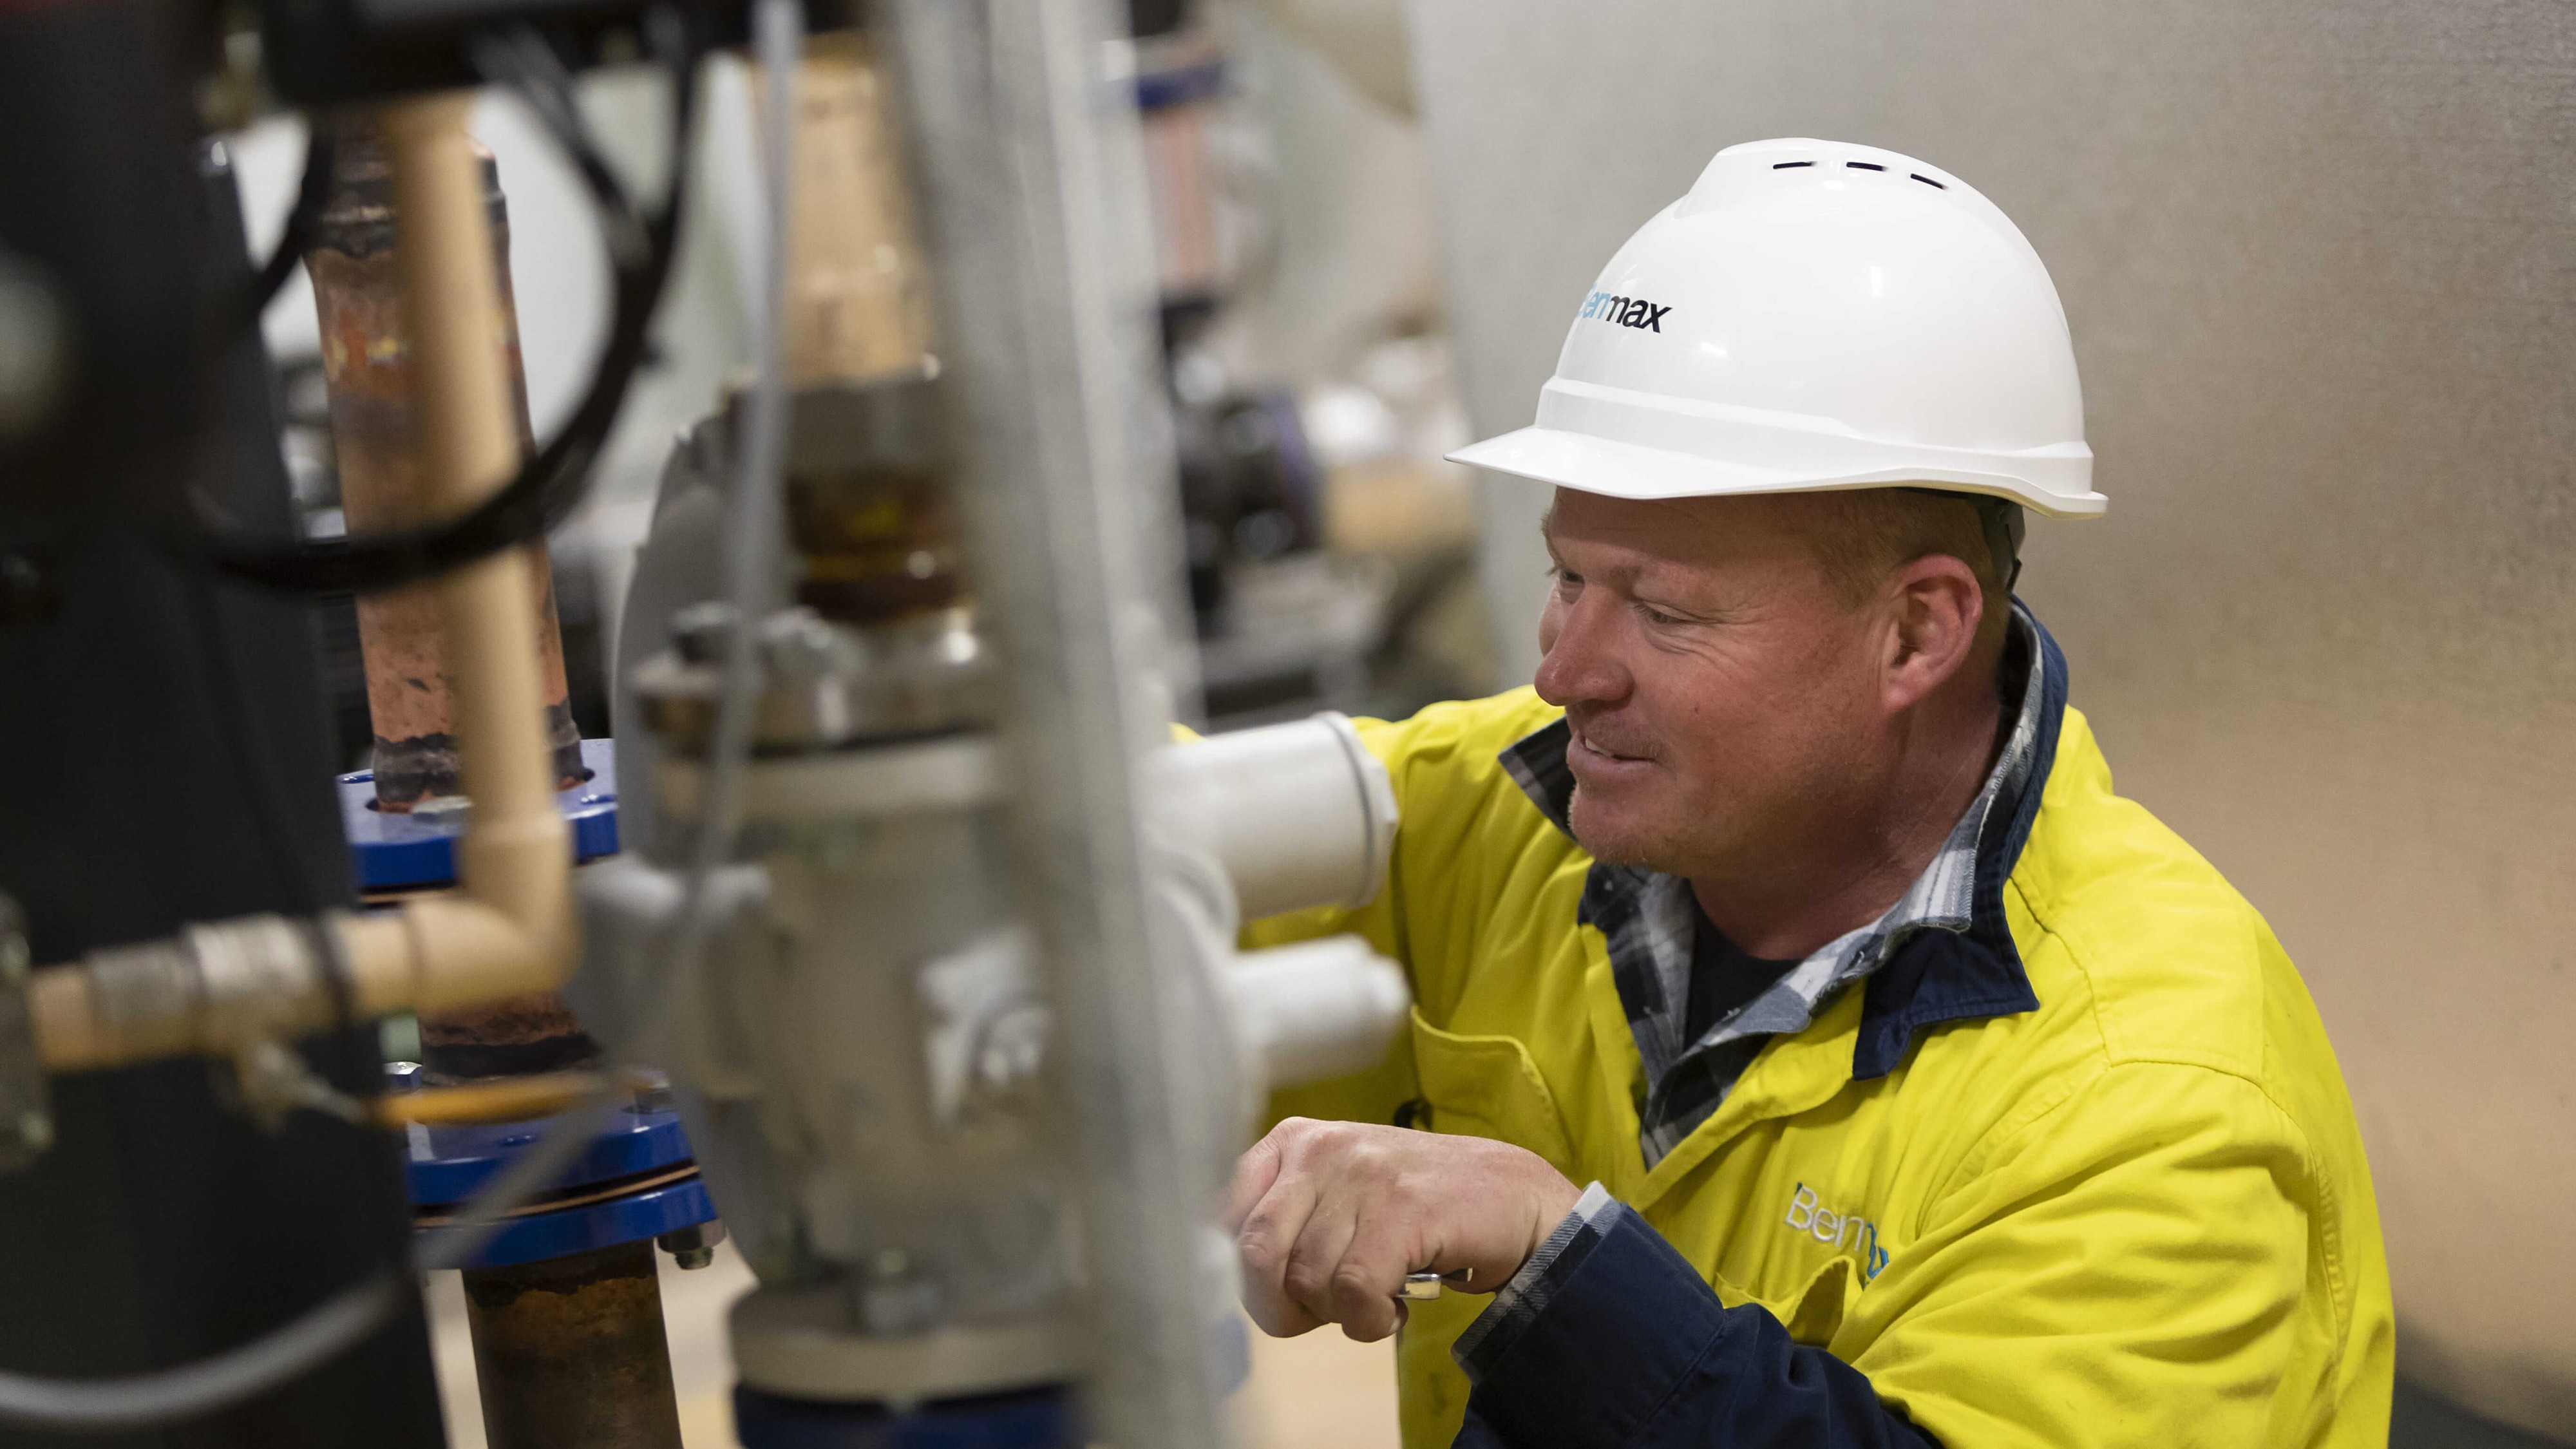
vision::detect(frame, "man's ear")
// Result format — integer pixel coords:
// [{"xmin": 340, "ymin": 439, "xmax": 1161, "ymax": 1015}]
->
[{"xmin": 1879, "ymin": 554, "xmax": 1985, "ymax": 712}]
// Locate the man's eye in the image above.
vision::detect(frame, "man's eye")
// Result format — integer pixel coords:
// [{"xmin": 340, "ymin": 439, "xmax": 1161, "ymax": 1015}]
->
[
  {"xmin": 1639, "ymin": 604, "xmax": 1682, "ymax": 627},
  {"xmin": 1552, "ymin": 568, "xmax": 1583, "ymax": 594}
]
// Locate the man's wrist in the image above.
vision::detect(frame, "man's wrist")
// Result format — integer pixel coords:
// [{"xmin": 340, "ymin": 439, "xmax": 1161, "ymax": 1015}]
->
[
  {"xmin": 1521, "ymin": 1175, "xmax": 1587, "ymax": 1271},
  {"xmin": 1522, "ymin": 1180, "xmax": 1615, "ymax": 1280},
  {"xmin": 1455, "ymin": 1181, "xmax": 1621, "ymax": 1380}
]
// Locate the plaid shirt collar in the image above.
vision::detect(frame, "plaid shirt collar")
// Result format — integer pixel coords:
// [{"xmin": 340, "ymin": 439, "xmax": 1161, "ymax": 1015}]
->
[{"xmin": 1499, "ymin": 601, "xmax": 2065, "ymax": 1166}]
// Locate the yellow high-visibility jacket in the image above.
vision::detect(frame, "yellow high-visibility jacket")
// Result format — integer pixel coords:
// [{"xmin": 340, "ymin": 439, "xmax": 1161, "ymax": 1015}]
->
[{"xmin": 1249, "ymin": 685, "xmax": 2394, "ymax": 1448}]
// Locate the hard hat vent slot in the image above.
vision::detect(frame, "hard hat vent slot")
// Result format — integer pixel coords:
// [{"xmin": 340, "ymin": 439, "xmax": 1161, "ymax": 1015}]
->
[
  {"xmin": 1772, "ymin": 161, "xmax": 1814, "ymax": 169},
  {"xmin": 1910, "ymin": 173, "xmax": 1946, "ymax": 189},
  {"xmin": 1846, "ymin": 161, "xmax": 1886, "ymax": 171}
]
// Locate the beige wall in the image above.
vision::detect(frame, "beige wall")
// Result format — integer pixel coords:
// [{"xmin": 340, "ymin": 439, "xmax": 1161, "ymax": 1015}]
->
[{"xmin": 1406, "ymin": 0, "xmax": 2576, "ymax": 1437}]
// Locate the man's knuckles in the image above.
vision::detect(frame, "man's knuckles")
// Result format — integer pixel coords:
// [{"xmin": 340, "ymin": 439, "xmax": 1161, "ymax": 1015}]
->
[
  {"xmin": 1235, "ymin": 1217, "xmax": 1293, "ymax": 1274},
  {"xmin": 1281, "ymin": 1253, "xmax": 1336, "ymax": 1307},
  {"xmin": 1328, "ymin": 1258, "xmax": 1396, "ymax": 1312},
  {"xmin": 1245, "ymin": 1296, "xmax": 1318, "ymax": 1340},
  {"xmin": 1274, "ymin": 1117, "xmax": 1371, "ymax": 1166}
]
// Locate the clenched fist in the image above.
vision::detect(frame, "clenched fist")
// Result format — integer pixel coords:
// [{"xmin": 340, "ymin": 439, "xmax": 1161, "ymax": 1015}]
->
[{"xmin": 1225, "ymin": 1117, "xmax": 1582, "ymax": 1343}]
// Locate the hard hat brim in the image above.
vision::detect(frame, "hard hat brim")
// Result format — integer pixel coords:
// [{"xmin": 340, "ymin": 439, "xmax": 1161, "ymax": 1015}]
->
[{"xmin": 1448, "ymin": 425, "xmax": 2107, "ymax": 520}]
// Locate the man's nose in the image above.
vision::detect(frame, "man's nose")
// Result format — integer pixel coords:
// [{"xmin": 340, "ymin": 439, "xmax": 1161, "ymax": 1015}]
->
[{"xmin": 1533, "ymin": 595, "xmax": 1629, "ymax": 708}]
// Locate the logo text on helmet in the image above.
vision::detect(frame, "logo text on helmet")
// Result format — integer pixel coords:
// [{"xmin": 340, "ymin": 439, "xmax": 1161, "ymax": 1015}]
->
[{"xmin": 1578, "ymin": 291, "xmax": 1672, "ymax": 333}]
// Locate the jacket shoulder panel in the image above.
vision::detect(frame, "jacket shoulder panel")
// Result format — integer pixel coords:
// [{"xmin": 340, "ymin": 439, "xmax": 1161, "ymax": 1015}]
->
[
  {"xmin": 1352, "ymin": 687, "xmax": 1566, "ymax": 793},
  {"xmin": 2012, "ymin": 706, "xmax": 2275, "ymax": 1082},
  {"xmin": 1357, "ymin": 690, "xmax": 1586, "ymax": 1019}
]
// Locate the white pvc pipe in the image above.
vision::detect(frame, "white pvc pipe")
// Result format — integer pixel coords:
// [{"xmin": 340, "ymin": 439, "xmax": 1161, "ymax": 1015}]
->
[
  {"xmin": 1227, "ymin": 936, "xmax": 1409, "ymax": 1088},
  {"xmin": 1161, "ymin": 712, "xmax": 1397, "ymax": 921}
]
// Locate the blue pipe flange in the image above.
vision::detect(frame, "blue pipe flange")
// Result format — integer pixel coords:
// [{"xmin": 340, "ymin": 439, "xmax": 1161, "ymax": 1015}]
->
[
  {"xmin": 732, "ymin": 1385, "xmax": 1076, "ymax": 1449},
  {"xmin": 394, "ymin": 1066, "xmax": 719, "ymax": 1271},
  {"xmin": 341, "ymin": 737, "xmax": 621, "ymax": 893},
  {"xmin": 1133, "ymin": 59, "xmax": 1224, "ymax": 111}
]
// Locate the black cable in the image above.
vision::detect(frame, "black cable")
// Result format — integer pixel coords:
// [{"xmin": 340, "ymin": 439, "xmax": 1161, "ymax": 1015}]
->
[
  {"xmin": 223, "ymin": 126, "xmax": 337, "ymax": 339},
  {"xmin": 468, "ymin": 28, "xmax": 651, "ymax": 271},
  {"xmin": 204, "ymin": 8, "xmax": 703, "ymax": 596}
]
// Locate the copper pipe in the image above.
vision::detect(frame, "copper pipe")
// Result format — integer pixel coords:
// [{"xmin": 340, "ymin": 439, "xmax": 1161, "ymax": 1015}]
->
[
  {"xmin": 379, "ymin": 92, "xmax": 576, "ymax": 968},
  {"xmin": 766, "ymin": 32, "xmax": 935, "ymax": 386},
  {"xmin": 26, "ymin": 898, "xmax": 548, "ymax": 1073},
  {"xmin": 369, "ymin": 1070, "xmax": 613, "ymax": 1128},
  {"xmin": 312, "ymin": 115, "xmax": 595, "ymax": 1078}
]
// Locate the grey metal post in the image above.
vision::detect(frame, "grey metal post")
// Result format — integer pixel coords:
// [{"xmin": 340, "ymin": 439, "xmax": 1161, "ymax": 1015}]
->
[{"xmin": 876, "ymin": 3, "xmax": 1233, "ymax": 1447}]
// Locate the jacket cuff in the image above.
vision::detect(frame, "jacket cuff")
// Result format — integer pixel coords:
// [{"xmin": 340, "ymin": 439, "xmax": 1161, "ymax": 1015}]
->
[
  {"xmin": 1452, "ymin": 1199, "xmax": 1939, "ymax": 1449},
  {"xmin": 1453, "ymin": 1196, "xmax": 1727, "ymax": 1444},
  {"xmin": 1453, "ymin": 1180, "xmax": 1618, "ymax": 1380}
]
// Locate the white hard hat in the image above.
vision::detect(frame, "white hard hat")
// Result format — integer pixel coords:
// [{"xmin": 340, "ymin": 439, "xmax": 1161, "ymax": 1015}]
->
[{"xmin": 1448, "ymin": 138, "xmax": 2103, "ymax": 520}]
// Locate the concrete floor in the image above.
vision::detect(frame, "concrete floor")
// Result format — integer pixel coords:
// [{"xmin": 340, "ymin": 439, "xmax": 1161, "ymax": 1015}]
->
[{"xmin": 424, "ymin": 1244, "xmax": 1402, "ymax": 1448}]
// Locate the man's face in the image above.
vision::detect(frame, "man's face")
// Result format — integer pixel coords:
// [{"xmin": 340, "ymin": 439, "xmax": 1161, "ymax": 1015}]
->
[{"xmin": 1533, "ymin": 488, "xmax": 1891, "ymax": 880}]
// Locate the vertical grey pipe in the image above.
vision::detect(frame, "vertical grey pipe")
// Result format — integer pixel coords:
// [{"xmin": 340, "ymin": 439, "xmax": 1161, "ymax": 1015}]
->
[{"xmin": 876, "ymin": 1, "xmax": 1232, "ymax": 1446}]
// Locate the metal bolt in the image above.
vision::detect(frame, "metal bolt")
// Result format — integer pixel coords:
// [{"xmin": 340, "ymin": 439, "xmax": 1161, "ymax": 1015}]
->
[
  {"xmin": 670, "ymin": 601, "xmax": 742, "ymax": 665},
  {"xmin": 18, "ymin": 1111, "xmax": 50, "ymax": 1151},
  {"xmin": 656, "ymin": 1220, "xmax": 726, "ymax": 1269},
  {"xmin": 855, "ymin": 1247, "xmax": 945, "ymax": 1334},
  {"xmin": 410, "ymin": 794, "xmax": 473, "ymax": 829},
  {"xmin": 756, "ymin": 607, "xmax": 849, "ymax": 678}
]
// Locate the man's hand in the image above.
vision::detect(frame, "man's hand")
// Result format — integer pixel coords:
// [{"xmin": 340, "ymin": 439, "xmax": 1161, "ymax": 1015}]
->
[{"xmin": 1226, "ymin": 1117, "xmax": 1582, "ymax": 1343}]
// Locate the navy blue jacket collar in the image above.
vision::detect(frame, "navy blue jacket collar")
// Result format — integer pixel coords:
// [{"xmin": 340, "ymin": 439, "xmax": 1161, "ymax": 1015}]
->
[{"xmin": 1850, "ymin": 612, "xmax": 2064, "ymax": 1078}]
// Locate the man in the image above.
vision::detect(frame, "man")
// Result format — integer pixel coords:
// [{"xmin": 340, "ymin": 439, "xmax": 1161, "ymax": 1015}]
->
[{"xmin": 1227, "ymin": 138, "xmax": 2393, "ymax": 1447}]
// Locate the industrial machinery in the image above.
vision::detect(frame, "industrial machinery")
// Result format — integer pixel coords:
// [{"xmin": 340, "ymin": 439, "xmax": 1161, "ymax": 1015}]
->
[{"xmin": 0, "ymin": 0, "xmax": 1410, "ymax": 1443}]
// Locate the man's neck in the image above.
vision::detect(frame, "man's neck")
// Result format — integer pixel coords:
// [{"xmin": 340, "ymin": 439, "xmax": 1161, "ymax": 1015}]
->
[{"xmin": 1690, "ymin": 668, "xmax": 2008, "ymax": 963}]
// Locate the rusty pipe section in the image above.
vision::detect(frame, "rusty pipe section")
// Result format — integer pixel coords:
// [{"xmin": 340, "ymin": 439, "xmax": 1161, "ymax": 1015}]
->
[
  {"xmin": 305, "ymin": 116, "xmax": 585, "ymax": 810},
  {"xmin": 21, "ymin": 92, "xmax": 574, "ymax": 1076},
  {"xmin": 460, "ymin": 1241, "xmax": 684, "ymax": 1449}
]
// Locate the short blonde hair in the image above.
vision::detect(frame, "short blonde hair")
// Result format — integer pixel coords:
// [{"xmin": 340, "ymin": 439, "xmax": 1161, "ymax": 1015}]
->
[{"xmin": 1797, "ymin": 489, "xmax": 2012, "ymax": 640}]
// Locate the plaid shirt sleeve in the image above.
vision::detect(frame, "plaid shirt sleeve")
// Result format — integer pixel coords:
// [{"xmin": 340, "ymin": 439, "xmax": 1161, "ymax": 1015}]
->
[
  {"xmin": 1452, "ymin": 1186, "xmax": 1939, "ymax": 1449},
  {"xmin": 1452, "ymin": 1180, "xmax": 1620, "ymax": 1378}
]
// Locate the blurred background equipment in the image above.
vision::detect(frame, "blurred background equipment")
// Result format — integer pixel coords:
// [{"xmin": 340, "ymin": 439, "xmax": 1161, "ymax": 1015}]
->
[{"xmin": 1124, "ymin": 0, "xmax": 1489, "ymax": 730}]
